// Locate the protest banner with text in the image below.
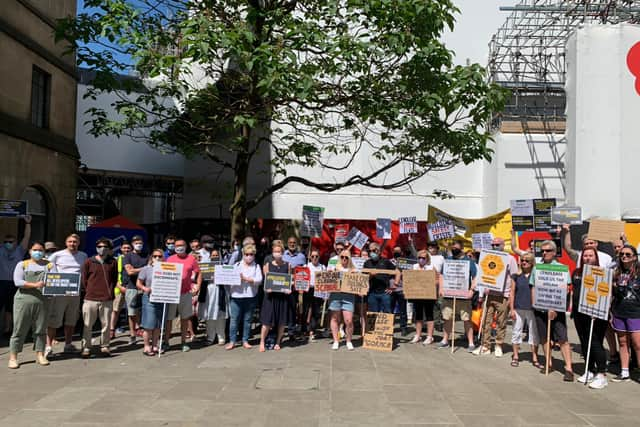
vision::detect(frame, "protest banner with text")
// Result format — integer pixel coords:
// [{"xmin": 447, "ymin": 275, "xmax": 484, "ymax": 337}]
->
[
  {"xmin": 477, "ymin": 250, "xmax": 510, "ymax": 293},
  {"xmin": 293, "ymin": 266, "xmax": 311, "ymax": 292},
  {"xmin": 588, "ymin": 218, "xmax": 626, "ymax": 243},
  {"xmin": 300, "ymin": 205, "xmax": 325, "ymax": 237},
  {"xmin": 441, "ymin": 259, "xmax": 471, "ymax": 299},
  {"xmin": 399, "ymin": 216, "xmax": 418, "ymax": 234},
  {"xmin": 214, "ymin": 264, "xmax": 241, "ymax": 286},
  {"xmin": 346, "ymin": 227, "xmax": 369, "ymax": 250},
  {"xmin": 198, "ymin": 262, "xmax": 216, "ymax": 282},
  {"xmin": 578, "ymin": 265, "xmax": 613, "ymax": 320},
  {"xmin": 339, "ymin": 272, "xmax": 370, "ymax": 296},
  {"xmin": 532, "ymin": 263, "xmax": 569, "ymax": 312},
  {"xmin": 43, "ymin": 272, "xmax": 80, "ymax": 297},
  {"xmin": 363, "ymin": 312, "xmax": 394, "ymax": 352},
  {"xmin": 376, "ymin": 218, "xmax": 392, "ymax": 239},
  {"xmin": 427, "ymin": 220, "xmax": 455, "ymax": 241},
  {"xmin": 149, "ymin": 262, "xmax": 182, "ymax": 304},
  {"xmin": 0, "ymin": 199, "xmax": 27, "ymax": 217}
]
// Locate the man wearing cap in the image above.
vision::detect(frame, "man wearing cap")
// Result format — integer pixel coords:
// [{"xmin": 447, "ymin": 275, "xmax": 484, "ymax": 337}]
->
[
  {"xmin": 44, "ymin": 242, "xmax": 58, "ymax": 259},
  {"xmin": 123, "ymin": 235, "xmax": 148, "ymax": 345},
  {"xmin": 473, "ymin": 237, "xmax": 518, "ymax": 357}
]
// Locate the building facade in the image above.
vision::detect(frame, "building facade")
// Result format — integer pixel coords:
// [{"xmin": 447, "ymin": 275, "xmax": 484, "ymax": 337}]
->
[{"xmin": 0, "ymin": 0, "xmax": 79, "ymax": 243}]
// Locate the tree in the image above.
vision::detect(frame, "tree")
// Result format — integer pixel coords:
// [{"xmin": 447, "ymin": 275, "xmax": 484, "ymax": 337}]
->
[{"xmin": 58, "ymin": 0, "xmax": 507, "ymax": 240}]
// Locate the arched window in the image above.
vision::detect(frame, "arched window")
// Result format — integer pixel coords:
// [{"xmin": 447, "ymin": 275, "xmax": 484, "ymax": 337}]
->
[{"xmin": 20, "ymin": 186, "xmax": 48, "ymax": 242}]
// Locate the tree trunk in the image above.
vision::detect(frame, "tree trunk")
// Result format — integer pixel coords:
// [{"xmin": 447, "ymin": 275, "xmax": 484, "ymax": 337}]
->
[{"xmin": 230, "ymin": 127, "xmax": 251, "ymax": 242}]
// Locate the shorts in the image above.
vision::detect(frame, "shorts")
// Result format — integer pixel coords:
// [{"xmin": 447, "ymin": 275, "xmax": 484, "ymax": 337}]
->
[
  {"xmin": 441, "ymin": 298, "xmax": 471, "ymax": 321},
  {"xmin": 167, "ymin": 293, "xmax": 194, "ymax": 320},
  {"xmin": 412, "ymin": 300, "xmax": 435, "ymax": 322},
  {"xmin": 113, "ymin": 292, "xmax": 125, "ymax": 312},
  {"xmin": 328, "ymin": 292, "xmax": 355, "ymax": 313},
  {"xmin": 47, "ymin": 296, "xmax": 81, "ymax": 329},
  {"xmin": 611, "ymin": 315, "xmax": 640, "ymax": 333},
  {"xmin": 125, "ymin": 289, "xmax": 141, "ymax": 316},
  {"xmin": 534, "ymin": 310, "xmax": 568, "ymax": 343},
  {"xmin": 140, "ymin": 293, "xmax": 165, "ymax": 330}
]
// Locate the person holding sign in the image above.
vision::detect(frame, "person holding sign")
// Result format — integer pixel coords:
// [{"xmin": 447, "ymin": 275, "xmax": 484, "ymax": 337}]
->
[
  {"xmin": 137, "ymin": 250, "xmax": 165, "ymax": 356},
  {"xmin": 530, "ymin": 240, "xmax": 574, "ymax": 381},
  {"xmin": 508, "ymin": 252, "xmax": 540, "ymax": 369},
  {"xmin": 561, "ymin": 225, "xmax": 612, "ymax": 268},
  {"xmin": 610, "ymin": 245, "xmax": 640, "ymax": 383},
  {"xmin": 329, "ymin": 250, "xmax": 357, "ymax": 351},
  {"xmin": 404, "ymin": 250, "xmax": 437, "ymax": 345},
  {"xmin": 226, "ymin": 244, "xmax": 262, "ymax": 350},
  {"xmin": 363, "ymin": 242, "xmax": 395, "ymax": 313},
  {"xmin": 8, "ymin": 242, "xmax": 53, "ymax": 369},
  {"xmin": 571, "ymin": 249, "xmax": 609, "ymax": 388},
  {"xmin": 259, "ymin": 241, "xmax": 293, "ymax": 352}
]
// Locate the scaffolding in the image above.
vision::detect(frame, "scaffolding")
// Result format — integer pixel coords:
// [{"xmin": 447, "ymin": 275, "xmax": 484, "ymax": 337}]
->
[{"xmin": 488, "ymin": 1, "xmax": 640, "ymax": 199}]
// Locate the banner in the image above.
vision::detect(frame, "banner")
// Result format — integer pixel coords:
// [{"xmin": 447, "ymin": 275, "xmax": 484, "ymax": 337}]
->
[
  {"xmin": 300, "ymin": 205, "xmax": 325, "ymax": 237},
  {"xmin": 339, "ymin": 272, "xmax": 369, "ymax": 296},
  {"xmin": 315, "ymin": 271, "xmax": 341, "ymax": 292},
  {"xmin": 0, "ymin": 199, "xmax": 27, "ymax": 217},
  {"xmin": 264, "ymin": 272, "xmax": 293, "ymax": 293},
  {"xmin": 477, "ymin": 250, "xmax": 510, "ymax": 293},
  {"xmin": 427, "ymin": 206, "xmax": 513, "ymax": 252},
  {"xmin": 363, "ymin": 312, "xmax": 394, "ymax": 352},
  {"xmin": 399, "ymin": 216, "xmax": 418, "ymax": 234},
  {"xmin": 441, "ymin": 259, "xmax": 471, "ymax": 299},
  {"xmin": 43, "ymin": 272, "xmax": 80, "ymax": 297},
  {"xmin": 376, "ymin": 218, "xmax": 392, "ymax": 239},
  {"xmin": 532, "ymin": 263, "xmax": 569, "ymax": 312},
  {"xmin": 402, "ymin": 270, "xmax": 437, "ymax": 300},
  {"xmin": 427, "ymin": 220, "xmax": 455, "ymax": 241},
  {"xmin": 578, "ymin": 265, "xmax": 613, "ymax": 320},
  {"xmin": 214, "ymin": 264, "xmax": 241, "ymax": 286},
  {"xmin": 149, "ymin": 262, "xmax": 182, "ymax": 304},
  {"xmin": 198, "ymin": 262, "xmax": 216, "ymax": 282},
  {"xmin": 293, "ymin": 266, "xmax": 311, "ymax": 292}
]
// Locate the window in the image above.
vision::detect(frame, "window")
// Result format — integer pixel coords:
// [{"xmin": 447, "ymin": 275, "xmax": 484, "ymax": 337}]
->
[{"xmin": 31, "ymin": 66, "xmax": 51, "ymax": 128}]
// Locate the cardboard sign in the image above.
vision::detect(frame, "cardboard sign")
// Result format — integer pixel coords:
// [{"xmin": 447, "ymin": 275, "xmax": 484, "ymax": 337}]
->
[
  {"xmin": 441, "ymin": 259, "xmax": 471, "ymax": 299},
  {"xmin": 300, "ymin": 205, "xmax": 325, "ymax": 237},
  {"xmin": 346, "ymin": 227, "xmax": 368, "ymax": 250},
  {"xmin": 376, "ymin": 218, "xmax": 392, "ymax": 239},
  {"xmin": 315, "ymin": 271, "xmax": 341, "ymax": 292},
  {"xmin": 472, "ymin": 233, "xmax": 494, "ymax": 250},
  {"xmin": 149, "ymin": 262, "xmax": 183, "ymax": 304},
  {"xmin": 587, "ymin": 218, "xmax": 626, "ymax": 243},
  {"xmin": 214, "ymin": 264, "xmax": 241, "ymax": 286},
  {"xmin": 551, "ymin": 207, "xmax": 582, "ymax": 225},
  {"xmin": 511, "ymin": 198, "xmax": 556, "ymax": 232},
  {"xmin": 399, "ymin": 216, "xmax": 418, "ymax": 234},
  {"xmin": 396, "ymin": 258, "xmax": 416, "ymax": 271},
  {"xmin": 578, "ymin": 265, "xmax": 613, "ymax": 321},
  {"xmin": 363, "ymin": 312, "xmax": 394, "ymax": 352},
  {"xmin": 334, "ymin": 224, "xmax": 349, "ymax": 243},
  {"xmin": 198, "ymin": 262, "xmax": 216, "ymax": 281},
  {"xmin": 477, "ymin": 250, "xmax": 510, "ymax": 293},
  {"xmin": 43, "ymin": 272, "xmax": 80, "ymax": 297},
  {"xmin": 363, "ymin": 332, "xmax": 393, "ymax": 352},
  {"xmin": 339, "ymin": 272, "xmax": 370, "ymax": 296},
  {"xmin": 0, "ymin": 199, "xmax": 27, "ymax": 217},
  {"xmin": 402, "ymin": 269, "xmax": 437, "ymax": 300},
  {"xmin": 293, "ymin": 266, "xmax": 311, "ymax": 292},
  {"xmin": 532, "ymin": 263, "xmax": 569, "ymax": 312},
  {"xmin": 427, "ymin": 220, "xmax": 455, "ymax": 241},
  {"xmin": 264, "ymin": 272, "xmax": 292, "ymax": 293}
]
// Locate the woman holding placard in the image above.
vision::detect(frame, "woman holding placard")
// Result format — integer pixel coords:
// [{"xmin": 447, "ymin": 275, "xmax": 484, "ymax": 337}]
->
[
  {"xmin": 508, "ymin": 252, "xmax": 540, "ymax": 369},
  {"xmin": 137, "ymin": 249, "xmax": 165, "ymax": 356},
  {"xmin": 329, "ymin": 250, "xmax": 357, "ymax": 351},
  {"xmin": 259, "ymin": 241, "xmax": 293, "ymax": 352},
  {"xmin": 404, "ymin": 249, "xmax": 437, "ymax": 345},
  {"xmin": 611, "ymin": 244, "xmax": 640, "ymax": 383},
  {"xmin": 8, "ymin": 242, "xmax": 54, "ymax": 369}
]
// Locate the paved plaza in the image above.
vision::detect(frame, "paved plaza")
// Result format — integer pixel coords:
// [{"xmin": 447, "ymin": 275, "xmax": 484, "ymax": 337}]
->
[{"xmin": 0, "ymin": 322, "xmax": 638, "ymax": 427}]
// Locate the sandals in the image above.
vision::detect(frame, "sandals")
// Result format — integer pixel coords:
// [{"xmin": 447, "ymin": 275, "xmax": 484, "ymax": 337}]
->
[
  {"xmin": 274, "ymin": 344, "xmax": 281, "ymax": 351},
  {"xmin": 511, "ymin": 358, "xmax": 519, "ymax": 367},
  {"xmin": 143, "ymin": 350, "xmax": 156, "ymax": 357},
  {"xmin": 532, "ymin": 361, "xmax": 543, "ymax": 369}
]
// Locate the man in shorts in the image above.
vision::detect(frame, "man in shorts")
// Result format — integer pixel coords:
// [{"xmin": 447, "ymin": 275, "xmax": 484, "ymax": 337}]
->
[{"xmin": 123, "ymin": 235, "xmax": 148, "ymax": 345}]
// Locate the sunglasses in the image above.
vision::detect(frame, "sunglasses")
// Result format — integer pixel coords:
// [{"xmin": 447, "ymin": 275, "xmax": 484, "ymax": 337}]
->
[
  {"xmin": 418, "ymin": 257, "xmax": 426, "ymax": 260},
  {"xmin": 370, "ymin": 249, "xmax": 379, "ymax": 253},
  {"xmin": 541, "ymin": 249, "xmax": 554, "ymax": 253},
  {"xmin": 310, "ymin": 255, "xmax": 319, "ymax": 258},
  {"xmin": 521, "ymin": 260, "xmax": 532, "ymax": 264},
  {"xmin": 244, "ymin": 252, "xmax": 256, "ymax": 256},
  {"xmin": 4, "ymin": 240, "xmax": 14, "ymax": 244},
  {"xmin": 152, "ymin": 255, "xmax": 163, "ymax": 260},
  {"xmin": 96, "ymin": 245, "xmax": 108, "ymax": 249},
  {"xmin": 491, "ymin": 244, "xmax": 501, "ymax": 248},
  {"xmin": 340, "ymin": 256, "xmax": 350, "ymax": 260},
  {"xmin": 620, "ymin": 252, "xmax": 635, "ymax": 258}
]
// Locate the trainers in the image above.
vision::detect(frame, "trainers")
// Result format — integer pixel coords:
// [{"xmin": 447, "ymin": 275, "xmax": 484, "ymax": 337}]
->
[
  {"xmin": 64, "ymin": 344, "xmax": 79, "ymax": 353},
  {"xmin": 611, "ymin": 374, "xmax": 631, "ymax": 383},
  {"xmin": 7, "ymin": 359, "xmax": 19, "ymax": 369},
  {"xmin": 494, "ymin": 345, "xmax": 503, "ymax": 358},
  {"xmin": 182, "ymin": 344, "xmax": 191, "ymax": 352},
  {"xmin": 577, "ymin": 371, "xmax": 595, "ymax": 384},
  {"xmin": 100, "ymin": 347, "xmax": 111, "ymax": 357},
  {"xmin": 472, "ymin": 346, "xmax": 491, "ymax": 356},
  {"xmin": 44, "ymin": 346, "xmax": 53, "ymax": 359},
  {"xmin": 436, "ymin": 340, "xmax": 449, "ymax": 349},
  {"xmin": 331, "ymin": 341, "xmax": 339, "ymax": 351},
  {"xmin": 129, "ymin": 336, "xmax": 137, "ymax": 345},
  {"xmin": 589, "ymin": 375, "xmax": 608, "ymax": 389},
  {"xmin": 410, "ymin": 335, "xmax": 421, "ymax": 344},
  {"xmin": 36, "ymin": 354, "xmax": 49, "ymax": 366},
  {"xmin": 346, "ymin": 341, "xmax": 355, "ymax": 351},
  {"xmin": 81, "ymin": 348, "xmax": 91, "ymax": 358},
  {"xmin": 466, "ymin": 344, "xmax": 476, "ymax": 353},
  {"xmin": 423, "ymin": 336, "xmax": 434, "ymax": 345}
]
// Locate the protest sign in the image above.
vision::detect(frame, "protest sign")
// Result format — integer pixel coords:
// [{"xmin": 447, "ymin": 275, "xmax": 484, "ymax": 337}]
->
[
  {"xmin": 472, "ymin": 233, "xmax": 494, "ymax": 250},
  {"xmin": 198, "ymin": 262, "xmax": 216, "ymax": 281},
  {"xmin": 427, "ymin": 220, "xmax": 455, "ymax": 241},
  {"xmin": 477, "ymin": 250, "xmax": 510, "ymax": 293},
  {"xmin": 0, "ymin": 199, "xmax": 27, "ymax": 217},
  {"xmin": 551, "ymin": 207, "xmax": 582, "ymax": 225},
  {"xmin": 402, "ymin": 270, "xmax": 437, "ymax": 300},
  {"xmin": 511, "ymin": 198, "xmax": 556, "ymax": 232},
  {"xmin": 315, "ymin": 271, "xmax": 341, "ymax": 292},
  {"xmin": 149, "ymin": 262, "xmax": 182, "ymax": 304},
  {"xmin": 214, "ymin": 264, "xmax": 241, "ymax": 286},
  {"xmin": 293, "ymin": 266, "xmax": 311, "ymax": 292},
  {"xmin": 399, "ymin": 216, "xmax": 418, "ymax": 234},
  {"xmin": 351, "ymin": 257, "xmax": 366, "ymax": 271},
  {"xmin": 587, "ymin": 218, "xmax": 626, "ymax": 243},
  {"xmin": 396, "ymin": 258, "xmax": 417, "ymax": 271},
  {"xmin": 346, "ymin": 227, "xmax": 368, "ymax": 250},
  {"xmin": 339, "ymin": 272, "xmax": 369, "ymax": 296},
  {"xmin": 363, "ymin": 312, "xmax": 394, "ymax": 352},
  {"xmin": 363, "ymin": 332, "xmax": 393, "ymax": 352},
  {"xmin": 264, "ymin": 272, "xmax": 293, "ymax": 293},
  {"xmin": 43, "ymin": 272, "xmax": 80, "ymax": 297},
  {"xmin": 532, "ymin": 263, "xmax": 569, "ymax": 312},
  {"xmin": 441, "ymin": 259, "xmax": 471, "ymax": 299},
  {"xmin": 334, "ymin": 224, "xmax": 349, "ymax": 243},
  {"xmin": 376, "ymin": 218, "xmax": 392, "ymax": 239},
  {"xmin": 578, "ymin": 265, "xmax": 612, "ymax": 321},
  {"xmin": 300, "ymin": 205, "xmax": 325, "ymax": 237}
]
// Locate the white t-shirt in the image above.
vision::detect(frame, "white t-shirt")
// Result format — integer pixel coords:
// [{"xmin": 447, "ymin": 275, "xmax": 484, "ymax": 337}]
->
[
  {"xmin": 48, "ymin": 249, "xmax": 88, "ymax": 275},
  {"xmin": 307, "ymin": 262, "xmax": 326, "ymax": 288},
  {"xmin": 429, "ymin": 254, "xmax": 444, "ymax": 274}
]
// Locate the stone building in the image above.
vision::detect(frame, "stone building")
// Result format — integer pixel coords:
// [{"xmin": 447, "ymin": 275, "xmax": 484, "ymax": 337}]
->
[{"xmin": 0, "ymin": 0, "xmax": 78, "ymax": 243}]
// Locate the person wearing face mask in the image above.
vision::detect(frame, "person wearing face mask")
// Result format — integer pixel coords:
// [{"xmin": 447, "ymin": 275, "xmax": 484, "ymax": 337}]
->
[
  {"xmin": 226, "ymin": 244, "xmax": 262, "ymax": 349},
  {"xmin": 110, "ymin": 241, "xmax": 131, "ymax": 339},
  {"xmin": 80, "ymin": 238, "xmax": 118, "ymax": 358},
  {"xmin": 46, "ymin": 234, "xmax": 88, "ymax": 357},
  {"xmin": 259, "ymin": 241, "xmax": 293, "ymax": 352},
  {"xmin": 163, "ymin": 234, "xmax": 177, "ymax": 259},
  {"xmin": 123, "ymin": 235, "xmax": 148, "ymax": 346},
  {"xmin": 0, "ymin": 215, "xmax": 31, "ymax": 335},
  {"xmin": 283, "ymin": 236, "xmax": 306, "ymax": 340},
  {"xmin": 8, "ymin": 242, "xmax": 53, "ymax": 369},
  {"xmin": 402, "ymin": 250, "xmax": 438, "ymax": 345},
  {"xmin": 363, "ymin": 242, "xmax": 395, "ymax": 313},
  {"xmin": 137, "ymin": 249, "xmax": 165, "ymax": 356},
  {"xmin": 166, "ymin": 239, "xmax": 202, "ymax": 352}
]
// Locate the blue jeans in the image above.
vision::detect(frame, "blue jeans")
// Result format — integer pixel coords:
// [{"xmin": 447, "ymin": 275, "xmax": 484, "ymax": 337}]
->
[
  {"xmin": 367, "ymin": 292, "xmax": 391, "ymax": 313},
  {"xmin": 229, "ymin": 296, "xmax": 257, "ymax": 344}
]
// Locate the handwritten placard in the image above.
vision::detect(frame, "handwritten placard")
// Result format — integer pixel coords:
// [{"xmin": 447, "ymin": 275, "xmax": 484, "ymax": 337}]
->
[
  {"xmin": 315, "ymin": 271, "xmax": 341, "ymax": 292},
  {"xmin": 402, "ymin": 269, "xmax": 437, "ymax": 300},
  {"xmin": 363, "ymin": 312, "xmax": 394, "ymax": 352},
  {"xmin": 587, "ymin": 218, "xmax": 626, "ymax": 243},
  {"xmin": 339, "ymin": 272, "xmax": 370, "ymax": 296}
]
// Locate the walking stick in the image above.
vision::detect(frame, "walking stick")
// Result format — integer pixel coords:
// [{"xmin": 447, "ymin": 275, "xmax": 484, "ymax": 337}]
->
[
  {"xmin": 451, "ymin": 296, "xmax": 456, "ymax": 354},
  {"xmin": 584, "ymin": 318, "xmax": 595, "ymax": 386}
]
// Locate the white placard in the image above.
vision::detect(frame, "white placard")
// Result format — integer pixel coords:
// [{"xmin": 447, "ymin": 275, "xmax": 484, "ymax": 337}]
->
[
  {"xmin": 399, "ymin": 216, "xmax": 418, "ymax": 234},
  {"xmin": 214, "ymin": 264, "xmax": 241, "ymax": 286},
  {"xmin": 347, "ymin": 227, "xmax": 369, "ymax": 250},
  {"xmin": 510, "ymin": 199, "xmax": 534, "ymax": 217},
  {"xmin": 427, "ymin": 220, "xmax": 455, "ymax": 241},
  {"xmin": 472, "ymin": 233, "xmax": 494, "ymax": 250},
  {"xmin": 442, "ymin": 259, "xmax": 471, "ymax": 299},
  {"xmin": 578, "ymin": 265, "xmax": 613, "ymax": 321},
  {"xmin": 150, "ymin": 262, "xmax": 183, "ymax": 304}
]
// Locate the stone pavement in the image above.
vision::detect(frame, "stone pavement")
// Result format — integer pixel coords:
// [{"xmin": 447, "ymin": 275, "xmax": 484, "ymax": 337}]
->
[{"xmin": 0, "ymin": 323, "xmax": 638, "ymax": 427}]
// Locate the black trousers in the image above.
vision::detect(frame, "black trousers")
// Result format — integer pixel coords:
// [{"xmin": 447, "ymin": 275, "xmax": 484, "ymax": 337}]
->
[{"xmin": 573, "ymin": 312, "xmax": 608, "ymax": 374}]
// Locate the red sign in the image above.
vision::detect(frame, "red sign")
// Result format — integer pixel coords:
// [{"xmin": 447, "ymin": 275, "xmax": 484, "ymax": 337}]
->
[
  {"xmin": 294, "ymin": 266, "xmax": 311, "ymax": 292},
  {"xmin": 334, "ymin": 224, "xmax": 350, "ymax": 243}
]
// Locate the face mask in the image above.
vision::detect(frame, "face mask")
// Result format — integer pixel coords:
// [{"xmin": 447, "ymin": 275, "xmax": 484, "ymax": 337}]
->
[
  {"xmin": 272, "ymin": 252, "xmax": 283, "ymax": 261},
  {"xmin": 133, "ymin": 243, "xmax": 143, "ymax": 251},
  {"xmin": 31, "ymin": 250, "xmax": 44, "ymax": 261},
  {"xmin": 166, "ymin": 243, "xmax": 175, "ymax": 251},
  {"xmin": 204, "ymin": 243, "xmax": 214, "ymax": 249},
  {"xmin": 393, "ymin": 253, "xmax": 401, "ymax": 259},
  {"xmin": 418, "ymin": 258, "xmax": 427, "ymax": 266},
  {"xmin": 175, "ymin": 246, "xmax": 186, "ymax": 254},
  {"xmin": 96, "ymin": 247, "xmax": 108, "ymax": 256},
  {"xmin": 451, "ymin": 248, "xmax": 462, "ymax": 257},
  {"xmin": 244, "ymin": 254, "xmax": 255, "ymax": 263},
  {"xmin": 370, "ymin": 252, "xmax": 379, "ymax": 261},
  {"xmin": 4, "ymin": 242, "xmax": 13, "ymax": 250}
]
